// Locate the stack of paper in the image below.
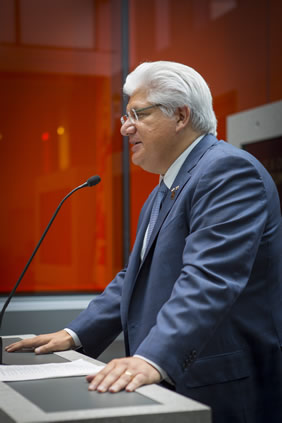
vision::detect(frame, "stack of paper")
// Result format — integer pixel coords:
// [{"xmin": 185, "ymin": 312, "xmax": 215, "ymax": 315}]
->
[{"xmin": 0, "ymin": 359, "xmax": 104, "ymax": 382}]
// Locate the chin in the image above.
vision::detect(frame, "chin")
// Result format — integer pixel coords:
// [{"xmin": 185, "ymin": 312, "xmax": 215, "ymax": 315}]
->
[
  {"xmin": 141, "ymin": 164, "xmax": 161, "ymax": 174},
  {"xmin": 131, "ymin": 153, "xmax": 144, "ymax": 167},
  {"xmin": 131, "ymin": 156, "xmax": 161, "ymax": 174}
]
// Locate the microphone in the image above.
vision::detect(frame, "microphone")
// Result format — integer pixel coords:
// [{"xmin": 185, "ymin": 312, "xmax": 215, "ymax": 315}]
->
[
  {"xmin": 85, "ymin": 175, "xmax": 101, "ymax": 187},
  {"xmin": 0, "ymin": 175, "xmax": 101, "ymax": 339}
]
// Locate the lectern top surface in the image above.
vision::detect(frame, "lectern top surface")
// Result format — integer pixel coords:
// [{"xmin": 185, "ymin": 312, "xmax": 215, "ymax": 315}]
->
[
  {"xmin": 8, "ymin": 376, "xmax": 158, "ymax": 412},
  {"xmin": 2, "ymin": 338, "xmax": 68, "ymax": 365}
]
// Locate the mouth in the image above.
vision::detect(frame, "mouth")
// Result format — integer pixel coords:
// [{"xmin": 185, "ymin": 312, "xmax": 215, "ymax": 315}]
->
[
  {"xmin": 129, "ymin": 140, "xmax": 142, "ymax": 151},
  {"xmin": 130, "ymin": 140, "xmax": 142, "ymax": 152},
  {"xmin": 130, "ymin": 139, "xmax": 141, "ymax": 145}
]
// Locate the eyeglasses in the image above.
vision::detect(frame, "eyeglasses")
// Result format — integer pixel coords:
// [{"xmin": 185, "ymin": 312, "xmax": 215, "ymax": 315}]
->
[{"xmin": 120, "ymin": 104, "xmax": 162, "ymax": 125}]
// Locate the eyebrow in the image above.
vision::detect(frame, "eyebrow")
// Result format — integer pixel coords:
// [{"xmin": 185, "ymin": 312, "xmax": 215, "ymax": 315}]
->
[{"xmin": 128, "ymin": 97, "xmax": 151, "ymax": 107}]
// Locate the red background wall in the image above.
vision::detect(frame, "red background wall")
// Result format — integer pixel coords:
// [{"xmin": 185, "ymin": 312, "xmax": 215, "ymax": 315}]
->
[{"xmin": 0, "ymin": 0, "xmax": 281, "ymax": 294}]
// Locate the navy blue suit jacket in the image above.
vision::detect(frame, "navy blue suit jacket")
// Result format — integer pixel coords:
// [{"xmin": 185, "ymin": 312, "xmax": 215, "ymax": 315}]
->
[{"xmin": 69, "ymin": 135, "xmax": 282, "ymax": 422}]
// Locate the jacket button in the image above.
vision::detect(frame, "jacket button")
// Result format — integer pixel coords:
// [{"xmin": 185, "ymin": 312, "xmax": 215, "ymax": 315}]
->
[
  {"xmin": 182, "ymin": 359, "xmax": 189, "ymax": 370},
  {"xmin": 183, "ymin": 357, "xmax": 193, "ymax": 370},
  {"xmin": 192, "ymin": 349, "xmax": 197, "ymax": 358}
]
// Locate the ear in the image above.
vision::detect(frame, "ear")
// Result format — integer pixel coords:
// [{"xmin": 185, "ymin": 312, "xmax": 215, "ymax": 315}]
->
[{"xmin": 175, "ymin": 106, "xmax": 190, "ymax": 132}]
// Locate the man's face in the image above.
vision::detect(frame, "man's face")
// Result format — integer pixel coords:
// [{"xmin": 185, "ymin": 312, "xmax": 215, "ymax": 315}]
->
[{"xmin": 120, "ymin": 89, "xmax": 179, "ymax": 175}]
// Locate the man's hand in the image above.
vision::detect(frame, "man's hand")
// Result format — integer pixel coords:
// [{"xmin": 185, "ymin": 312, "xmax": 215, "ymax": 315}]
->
[
  {"xmin": 86, "ymin": 356, "xmax": 161, "ymax": 393},
  {"xmin": 5, "ymin": 330, "xmax": 75, "ymax": 354}
]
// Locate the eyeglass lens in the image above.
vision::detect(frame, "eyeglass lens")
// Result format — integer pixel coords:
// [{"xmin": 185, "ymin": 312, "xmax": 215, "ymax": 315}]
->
[
  {"xmin": 121, "ymin": 110, "xmax": 136, "ymax": 125},
  {"xmin": 120, "ymin": 104, "xmax": 160, "ymax": 125}
]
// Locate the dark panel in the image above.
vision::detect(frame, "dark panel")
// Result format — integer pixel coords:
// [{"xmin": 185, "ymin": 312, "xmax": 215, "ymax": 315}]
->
[
  {"xmin": 2, "ymin": 338, "xmax": 68, "ymax": 365},
  {"xmin": 7, "ymin": 376, "xmax": 158, "ymax": 412}
]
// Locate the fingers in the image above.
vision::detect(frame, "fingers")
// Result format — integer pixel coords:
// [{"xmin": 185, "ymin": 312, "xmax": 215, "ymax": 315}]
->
[
  {"xmin": 87, "ymin": 357, "xmax": 161, "ymax": 393},
  {"xmin": 87, "ymin": 361, "xmax": 131, "ymax": 393},
  {"xmin": 5, "ymin": 330, "xmax": 74, "ymax": 354},
  {"xmin": 5, "ymin": 336, "xmax": 45, "ymax": 352},
  {"xmin": 33, "ymin": 330, "xmax": 74, "ymax": 354},
  {"xmin": 125, "ymin": 372, "xmax": 147, "ymax": 392}
]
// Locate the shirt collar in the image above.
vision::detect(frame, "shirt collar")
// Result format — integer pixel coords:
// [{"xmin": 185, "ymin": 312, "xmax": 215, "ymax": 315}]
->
[{"xmin": 160, "ymin": 134, "xmax": 205, "ymax": 189}]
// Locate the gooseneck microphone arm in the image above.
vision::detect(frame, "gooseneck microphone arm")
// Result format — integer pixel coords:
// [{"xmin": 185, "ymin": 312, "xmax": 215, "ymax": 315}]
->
[{"xmin": 0, "ymin": 175, "xmax": 101, "ymax": 332}]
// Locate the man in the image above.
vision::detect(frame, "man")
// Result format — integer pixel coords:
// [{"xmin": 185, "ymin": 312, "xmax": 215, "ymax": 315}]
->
[{"xmin": 6, "ymin": 61, "xmax": 282, "ymax": 423}]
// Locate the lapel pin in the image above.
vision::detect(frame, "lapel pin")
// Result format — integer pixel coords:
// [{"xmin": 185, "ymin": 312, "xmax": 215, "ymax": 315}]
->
[{"xmin": 170, "ymin": 185, "xmax": 179, "ymax": 199}]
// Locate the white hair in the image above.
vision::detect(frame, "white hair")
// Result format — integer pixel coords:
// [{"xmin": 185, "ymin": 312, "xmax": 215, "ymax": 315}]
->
[{"xmin": 123, "ymin": 61, "xmax": 217, "ymax": 136}]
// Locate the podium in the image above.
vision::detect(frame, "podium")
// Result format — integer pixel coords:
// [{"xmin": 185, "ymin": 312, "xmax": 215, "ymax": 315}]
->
[{"xmin": 0, "ymin": 335, "xmax": 211, "ymax": 423}]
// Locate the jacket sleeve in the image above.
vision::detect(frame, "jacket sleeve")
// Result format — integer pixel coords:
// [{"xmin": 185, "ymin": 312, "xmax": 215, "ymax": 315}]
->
[{"xmin": 67, "ymin": 267, "xmax": 126, "ymax": 358}]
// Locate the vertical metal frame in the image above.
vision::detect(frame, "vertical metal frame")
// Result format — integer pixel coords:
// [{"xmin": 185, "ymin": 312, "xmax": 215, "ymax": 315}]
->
[{"xmin": 121, "ymin": 0, "xmax": 130, "ymax": 264}]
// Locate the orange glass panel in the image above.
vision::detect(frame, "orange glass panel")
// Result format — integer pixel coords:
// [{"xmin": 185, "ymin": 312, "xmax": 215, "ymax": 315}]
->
[{"xmin": 0, "ymin": 0, "xmax": 123, "ymax": 294}]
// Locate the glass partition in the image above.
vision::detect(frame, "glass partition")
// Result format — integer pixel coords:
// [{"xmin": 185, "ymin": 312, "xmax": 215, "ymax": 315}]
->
[{"xmin": 0, "ymin": 0, "xmax": 123, "ymax": 293}]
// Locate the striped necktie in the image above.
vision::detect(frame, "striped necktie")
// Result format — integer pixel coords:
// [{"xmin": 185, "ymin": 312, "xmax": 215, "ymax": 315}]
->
[{"xmin": 145, "ymin": 180, "xmax": 168, "ymax": 248}]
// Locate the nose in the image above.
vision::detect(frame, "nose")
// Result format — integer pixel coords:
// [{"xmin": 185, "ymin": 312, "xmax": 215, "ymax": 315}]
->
[{"xmin": 120, "ymin": 120, "xmax": 136, "ymax": 136}]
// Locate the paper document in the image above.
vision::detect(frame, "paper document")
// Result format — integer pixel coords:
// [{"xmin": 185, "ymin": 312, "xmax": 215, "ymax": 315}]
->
[{"xmin": 0, "ymin": 359, "xmax": 105, "ymax": 382}]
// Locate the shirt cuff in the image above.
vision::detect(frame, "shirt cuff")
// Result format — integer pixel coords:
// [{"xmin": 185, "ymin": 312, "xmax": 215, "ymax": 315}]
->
[
  {"xmin": 64, "ymin": 328, "xmax": 82, "ymax": 348},
  {"xmin": 134, "ymin": 354, "xmax": 173, "ymax": 384}
]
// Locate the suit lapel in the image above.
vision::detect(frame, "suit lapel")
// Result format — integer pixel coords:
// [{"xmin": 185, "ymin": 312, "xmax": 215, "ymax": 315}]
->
[
  {"xmin": 141, "ymin": 134, "xmax": 218, "ymax": 262},
  {"xmin": 140, "ymin": 172, "xmax": 190, "ymax": 263}
]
